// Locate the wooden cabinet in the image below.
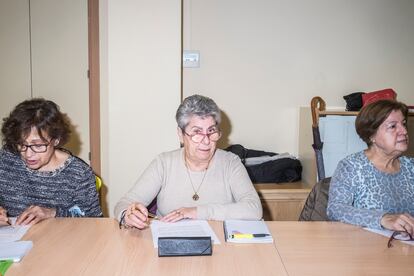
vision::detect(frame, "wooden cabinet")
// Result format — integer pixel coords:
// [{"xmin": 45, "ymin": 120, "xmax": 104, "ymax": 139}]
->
[{"xmin": 255, "ymin": 182, "xmax": 311, "ymax": 221}]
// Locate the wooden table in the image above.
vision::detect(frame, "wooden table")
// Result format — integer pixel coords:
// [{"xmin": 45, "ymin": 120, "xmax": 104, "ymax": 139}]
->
[
  {"xmin": 8, "ymin": 218, "xmax": 287, "ymax": 276},
  {"xmin": 8, "ymin": 219, "xmax": 414, "ymax": 276},
  {"xmin": 268, "ymin": 221, "xmax": 414, "ymax": 276}
]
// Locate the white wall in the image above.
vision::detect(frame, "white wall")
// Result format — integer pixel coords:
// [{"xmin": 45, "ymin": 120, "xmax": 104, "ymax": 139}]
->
[
  {"xmin": 100, "ymin": 0, "xmax": 182, "ymax": 216},
  {"xmin": 183, "ymin": 0, "xmax": 414, "ymax": 158}
]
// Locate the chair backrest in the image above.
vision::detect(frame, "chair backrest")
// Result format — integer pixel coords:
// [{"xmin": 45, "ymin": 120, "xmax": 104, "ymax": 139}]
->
[{"xmin": 299, "ymin": 177, "xmax": 331, "ymax": 221}]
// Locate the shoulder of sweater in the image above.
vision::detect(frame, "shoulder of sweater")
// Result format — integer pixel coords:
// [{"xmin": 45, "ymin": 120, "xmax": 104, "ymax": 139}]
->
[
  {"xmin": 63, "ymin": 155, "xmax": 94, "ymax": 176},
  {"xmin": 0, "ymin": 149, "xmax": 23, "ymax": 165},
  {"xmin": 400, "ymin": 155, "xmax": 414, "ymax": 167},
  {"xmin": 340, "ymin": 151, "xmax": 366, "ymax": 165},
  {"xmin": 214, "ymin": 149, "xmax": 242, "ymax": 164},
  {"xmin": 0, "ymin": 149, "xmax": 18, "ymax": 158},
  {"xmin": 156, "ymin": 148, "xmax": 182, "ymax": 161},
  {"xmin": 215, "ymin": 148, "xmax": 237, "ymax": 158}
]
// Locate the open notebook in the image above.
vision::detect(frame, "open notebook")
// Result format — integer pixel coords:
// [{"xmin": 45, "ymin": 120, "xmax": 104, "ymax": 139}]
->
[{"xmin": 224, "ymin": 220, "xmax": 273, "ymax": 243}]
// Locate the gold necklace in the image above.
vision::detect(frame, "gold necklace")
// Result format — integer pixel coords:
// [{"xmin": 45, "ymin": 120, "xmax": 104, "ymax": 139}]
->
[{"xmin": 185, "ymin": 160, "xmax": 209, "ymax": 201}]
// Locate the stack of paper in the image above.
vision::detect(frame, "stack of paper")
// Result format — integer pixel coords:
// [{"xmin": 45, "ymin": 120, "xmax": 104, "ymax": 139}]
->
[
  {"xmin": 0, "ymin": 241, "xmax": 33, "ymax": 262},
  {"xmin": 224, "ymin": 220, "xmax": 273, "ymax": 243},
  {"xmin": 0, "ymin": 218, "xmax": 33, "ymax": 262},
  {"xmin": 0, "ymin": 221, "xmax": 31, "ymax": 242}
]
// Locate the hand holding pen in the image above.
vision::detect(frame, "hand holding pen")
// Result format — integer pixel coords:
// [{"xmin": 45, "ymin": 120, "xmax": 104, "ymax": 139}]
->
[
  {"xmin": 0, "ymin": 206, "xmax": 11, "ymax": 226},
  {"xmin": 123, "ymin": 202, "xmax": 158, "ymax": 230}
]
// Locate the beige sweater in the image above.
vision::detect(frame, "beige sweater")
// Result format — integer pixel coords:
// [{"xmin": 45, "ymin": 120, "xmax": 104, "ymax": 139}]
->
[{"xmin": 114, "ymin": 148, "xmax": 262, "ymax": 221}]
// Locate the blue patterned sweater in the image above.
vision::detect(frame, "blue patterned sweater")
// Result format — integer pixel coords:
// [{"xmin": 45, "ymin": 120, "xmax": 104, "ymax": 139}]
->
[
  {"xmin": 327, "ymin": 151, "xmax": 414, "ymax": 229},
  {"xmin": 0, "ymin": 149, "xmax": 102, "ymax": 217}
]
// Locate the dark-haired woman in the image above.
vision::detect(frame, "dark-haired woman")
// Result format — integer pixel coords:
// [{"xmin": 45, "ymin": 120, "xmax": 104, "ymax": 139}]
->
[
  {"xmin": 0, "ymin": 98, "xmax": 102, "ymax": 226},
  {"xmin": 327, "ymin": 99, "xmax": 414, "ymax": 235}
]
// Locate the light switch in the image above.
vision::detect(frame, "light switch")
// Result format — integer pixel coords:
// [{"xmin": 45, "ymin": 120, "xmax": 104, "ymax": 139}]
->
[{"xmin": 183, "ymin": 50, "xmax": 200, "ymax": 68}]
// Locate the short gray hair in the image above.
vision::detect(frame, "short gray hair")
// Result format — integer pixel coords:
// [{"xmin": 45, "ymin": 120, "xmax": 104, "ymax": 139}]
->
[{"xmin": 176, "ymin": 94, "xmax": 221, "ymax": 130}]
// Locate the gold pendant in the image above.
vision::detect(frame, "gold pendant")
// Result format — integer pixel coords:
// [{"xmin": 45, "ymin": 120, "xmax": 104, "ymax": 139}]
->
[{"xmin": 192, "ymin": 193, "xmax": 199, "ymax": 201}]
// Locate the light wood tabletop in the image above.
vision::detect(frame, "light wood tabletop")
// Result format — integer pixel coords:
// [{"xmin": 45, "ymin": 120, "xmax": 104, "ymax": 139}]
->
[
  {"xmin": 8, "ymin": 219, "xmax": 414, "ymax": 276},
  {"xmin": 8, "ymin": 218, "xmax": 287, "ymax": 276},
  {"xmin": 267, "ymin": 221, "xmax": 414, "ymax": 276}
]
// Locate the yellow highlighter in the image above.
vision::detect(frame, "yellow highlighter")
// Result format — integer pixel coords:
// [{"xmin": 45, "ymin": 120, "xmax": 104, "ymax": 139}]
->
[{"xmin": 231, "ymin": 233, "xmax": 270, "ymax": 239}]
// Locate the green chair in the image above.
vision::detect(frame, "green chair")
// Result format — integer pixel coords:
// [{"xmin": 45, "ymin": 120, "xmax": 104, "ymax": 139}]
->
[{"xmin": 95, "ymin": 175, "xmax": 102, "ymax": 192}]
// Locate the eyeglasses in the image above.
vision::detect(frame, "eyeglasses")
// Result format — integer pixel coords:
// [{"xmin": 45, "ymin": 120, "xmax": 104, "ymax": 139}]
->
[
  {"xmin": 387, "ymin": 231, "xmax": 414, "ymax": 248},
  {"xmin": 184, "ymin": 130, "xmax": 221, "ymax": 143},
  {"xmin": 17, "ymin": 143, "xmax": 50, "ymax": 153}
]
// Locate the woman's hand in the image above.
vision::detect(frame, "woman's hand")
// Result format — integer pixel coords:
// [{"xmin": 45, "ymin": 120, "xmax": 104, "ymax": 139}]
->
[
  {"xmin": 123, "ymin": 202, "xmax": 150, "ymax": 229},
  {"xmin": 381, "ymin": 213, "xmax": 414, "ymax": 235},
  {"xmin": 0, "ymin": 206, "xmax": 10, "ymax": 226},
  {"xmin": 16, "ymin": 205, "xmax": 56, "ymax": 226},
  {"xmin": 161, "ymin": 207, "xmax": 197, "ymax": 223}
]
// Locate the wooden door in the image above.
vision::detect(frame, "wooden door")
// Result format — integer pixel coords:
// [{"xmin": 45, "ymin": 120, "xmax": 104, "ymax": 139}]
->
[
  {"xmin": 30, "ymin": 0, "xmax": 90, "ymax": 163},
  {"xmin": 0, "ymin": 0, "xmax": 31, "ymax": 120}
]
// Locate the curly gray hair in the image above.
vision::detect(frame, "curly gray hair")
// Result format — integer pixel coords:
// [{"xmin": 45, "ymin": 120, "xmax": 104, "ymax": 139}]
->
[{"xmin": 175, "ymin": 94, "xmax": 221, "ymax": 130}]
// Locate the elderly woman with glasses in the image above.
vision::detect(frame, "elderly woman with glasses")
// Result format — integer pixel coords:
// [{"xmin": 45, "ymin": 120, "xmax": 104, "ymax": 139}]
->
[
  {"xmin": 0, "ymin": 98, "xmax": 102, "ymax": 226},
  {"xmin": 115, "ymin": 94, "xmax": 262, "ymax": 229},
  {"xmin": 327, "ymin": 99, "xmax": 414, "ymax": 236}
]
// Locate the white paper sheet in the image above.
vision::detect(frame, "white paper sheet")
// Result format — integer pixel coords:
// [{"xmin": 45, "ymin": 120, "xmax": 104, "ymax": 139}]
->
[
  {"xmin": 150, "ymin": 220, "xmax": 220, "ymax": 248},
  {"xmin": 0, "ymin": 218, "xmax": 31, "ymax": 242},
  {"xmin": 0, "ymin": 240, "xmax": 33, "ymax": 262},
  {"xmin": 364, "ymin": 228, "xmax": 414, "ymax": 246}
]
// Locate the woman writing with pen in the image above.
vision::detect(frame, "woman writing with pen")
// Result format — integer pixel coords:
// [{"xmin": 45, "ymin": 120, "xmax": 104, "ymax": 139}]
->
[
  {"xmin": 115, "ymin": 95, "xmax": 263, "ymax": 229},
  {"xmin": 0, "ymin": 98, "xmax": 102, "ymax": 226}
]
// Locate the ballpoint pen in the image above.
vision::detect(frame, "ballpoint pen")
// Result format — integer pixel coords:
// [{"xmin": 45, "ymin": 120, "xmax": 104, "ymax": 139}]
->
[
  {"xmin": 120, "ymin": 208, "xmax": 159, "ymax": 229},
  {"xmin": 129, "ymin": 204, "xmax": 159, "ymax": 220},
  {"xmin": 148, "ymin": 212, "xmax": 159, "ymax": 220},
  {"xmin": 1, "ymin": 219, "xmax": 11, "ymax": 226}
]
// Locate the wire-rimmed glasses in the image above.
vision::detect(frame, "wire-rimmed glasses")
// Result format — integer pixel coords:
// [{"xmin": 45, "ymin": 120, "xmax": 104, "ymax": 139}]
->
[
  {"xmin": 387, "ymin": 231, "xmax": 414, "ymax": 248},
  {"xmin": 17, "ymin": 143, "xmax": 50, "ymax": 153},
  {"xmin": 184, "ymin": 130, "xmax": 221, "ymax": 143}
]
